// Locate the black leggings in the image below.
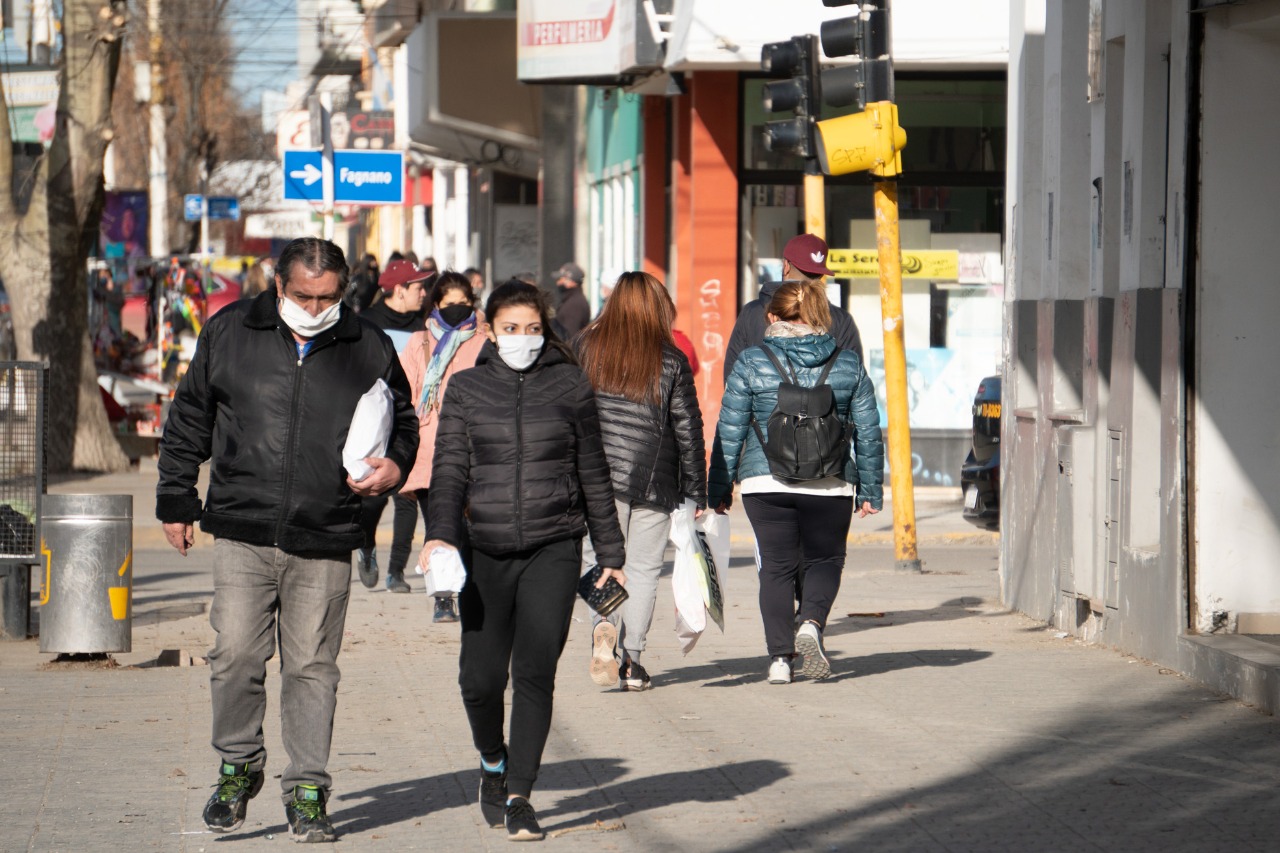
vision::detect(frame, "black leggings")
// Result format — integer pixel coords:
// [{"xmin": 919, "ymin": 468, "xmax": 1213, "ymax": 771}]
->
[
  {"xmin": 743, "ymin": 493, "xmax": 853, "ymax": 657},
  {"xmin": 360, "ymin": 492, "xmax": 430, "ymax": 575},
  {"xmin": 458, "ymin": 538, "xmax": 581, "ymax": 799}
]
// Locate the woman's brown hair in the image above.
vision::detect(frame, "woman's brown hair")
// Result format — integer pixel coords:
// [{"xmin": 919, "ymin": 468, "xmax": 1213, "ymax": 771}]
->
[
  {"xmin": 578, "ymin": 271, "xmax": 675, "ymax": 405},
  {"xmin": 768, "ymin": 280, "xmax": 831, "ymax": 332}
]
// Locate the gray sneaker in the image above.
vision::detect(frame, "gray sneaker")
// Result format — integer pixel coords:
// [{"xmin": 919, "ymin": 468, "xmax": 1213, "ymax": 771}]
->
[{"xmin": 794, "ymin": 621, "xmax": 831, "ymax": 679}]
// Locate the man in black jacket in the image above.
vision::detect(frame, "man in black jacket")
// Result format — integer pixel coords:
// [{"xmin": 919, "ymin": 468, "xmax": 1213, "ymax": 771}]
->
[
  {"xmin": 156, "ymin": 237, "xmax": 418, "ymax": 843},
  {"xmin": 354, "ymin": 259, "xmax": 430, "ymax": 592},
  {"xmin": 722, "ymin": 233, "xmax": 863, "ymax": 383},
  {"xmin": 552, "ymin": 262, "xmax": 591, "ymax": 339}
]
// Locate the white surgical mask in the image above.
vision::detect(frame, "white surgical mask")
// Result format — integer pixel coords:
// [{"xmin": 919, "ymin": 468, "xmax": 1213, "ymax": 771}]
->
[
  {"xmin": 278, "ymin": 295, "xmax": 341, "ymax": 338},
  {"xmin": 495, "ymin": 334, "xmax": 544, "ymax": 371}
]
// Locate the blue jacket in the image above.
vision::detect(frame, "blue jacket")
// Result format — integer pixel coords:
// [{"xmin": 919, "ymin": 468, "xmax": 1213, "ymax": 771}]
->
[{"xmin": 708, "ymin": 333, "xmax": 884, "ymax": 509}]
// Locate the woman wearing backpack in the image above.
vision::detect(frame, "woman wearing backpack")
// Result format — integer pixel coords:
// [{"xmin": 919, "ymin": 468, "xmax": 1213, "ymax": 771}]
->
[
  {"xmin": 708, "ymin": 280, "xmax": 884, "ymax": 684},
  {"xmin": 577, "ymin": 271, "xmax": 707, "ymax": 692}
]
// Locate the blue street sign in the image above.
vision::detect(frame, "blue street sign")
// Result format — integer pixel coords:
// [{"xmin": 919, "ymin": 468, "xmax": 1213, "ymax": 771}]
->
[
  {"xmin": 282, "ymin": 149, "xmax": 405, "ymax": 205},
  {"xmin": 182, "ymin": 195, "xmax": 241, "ymax": 221}
]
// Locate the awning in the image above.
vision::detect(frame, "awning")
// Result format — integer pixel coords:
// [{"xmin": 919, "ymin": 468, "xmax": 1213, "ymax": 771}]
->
[{"xmin": 663, "ymin": 0, "xmax": 1009, "ymax": 72}]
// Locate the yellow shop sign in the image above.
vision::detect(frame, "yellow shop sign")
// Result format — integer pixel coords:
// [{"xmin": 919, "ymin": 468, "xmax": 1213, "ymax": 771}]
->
[{"xmin": 827, "ymin": 249, "xmax": 960, "ymax": 280}]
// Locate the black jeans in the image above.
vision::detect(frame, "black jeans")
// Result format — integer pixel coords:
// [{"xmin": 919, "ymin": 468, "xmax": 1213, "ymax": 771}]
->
[
  {"xmin": 743, "ymin": 493, "xmax": 853, "ymax": 657},
  {"xmin": 458, "ymin": 538, "xmax": 581, "ymax": 799},
  {"xmin": 359, "ymin": 493, "xmax": 427, "ymax": 575}
]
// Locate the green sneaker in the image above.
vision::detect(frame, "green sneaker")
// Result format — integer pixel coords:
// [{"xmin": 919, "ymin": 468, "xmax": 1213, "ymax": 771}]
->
[
  {"xmin": 285, "ymin": 784, "xmax": 336, "ymax": 843},
  {"xmin": 202, "ymin": 761, "xmax": 264, "ymax": 833}
]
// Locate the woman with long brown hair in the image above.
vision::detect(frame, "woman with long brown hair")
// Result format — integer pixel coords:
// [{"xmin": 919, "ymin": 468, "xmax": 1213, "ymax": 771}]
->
[{"xmin": 577, "ymin": 271, "xmax": 707, "ymax": 691}]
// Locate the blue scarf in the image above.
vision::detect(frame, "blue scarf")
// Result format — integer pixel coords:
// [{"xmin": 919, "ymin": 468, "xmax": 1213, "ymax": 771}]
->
[{"xmin": 420, "ymin": 308, "xmax": 478, "ymax": 415}]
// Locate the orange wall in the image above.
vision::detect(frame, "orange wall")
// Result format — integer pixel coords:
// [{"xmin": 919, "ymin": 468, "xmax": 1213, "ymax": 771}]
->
[
  {"xmin": 641, "ymin": 96, "xmax": 667, "ymax": 278},
  {"xmin": 685, "ymin": 72, "xmax": 740, "ymax": 433}
]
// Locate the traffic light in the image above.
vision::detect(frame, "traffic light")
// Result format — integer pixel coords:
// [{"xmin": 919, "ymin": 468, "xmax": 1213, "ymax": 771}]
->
[
  {"xmin": 818, "ymin": 2, "xmax": 893, "ymax": 109},
  {"xmin": 759, "ymin": 34, "xmax": 820, "ymax": 156},
  {"xmin": 815, "ymin": 101, "xmax": 906, "ymax": 178}
]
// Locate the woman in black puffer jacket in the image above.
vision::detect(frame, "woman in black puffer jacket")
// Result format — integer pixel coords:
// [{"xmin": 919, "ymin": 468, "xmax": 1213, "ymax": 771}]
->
[
  {"xmin": 577, "ymin": 271, "xmax": 707, "ymax": 692},
  {"xmin": 424, "ymin": 282, "xmax": 624, "ymax": 842}
]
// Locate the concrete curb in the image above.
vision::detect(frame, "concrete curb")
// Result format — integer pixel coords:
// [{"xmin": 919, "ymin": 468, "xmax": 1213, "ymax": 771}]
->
[{"xmin": 729, "ymin": 531, "xmax": 999, "ymax": 548}]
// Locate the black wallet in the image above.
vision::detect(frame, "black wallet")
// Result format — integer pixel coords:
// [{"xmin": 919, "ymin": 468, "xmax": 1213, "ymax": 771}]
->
[{"xmin": 578, "ymin": 565, "xmax": 628, "ymax": 617}]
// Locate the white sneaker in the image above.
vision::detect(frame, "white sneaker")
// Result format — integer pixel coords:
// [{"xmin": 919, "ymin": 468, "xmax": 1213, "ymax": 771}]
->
[
  {"xmin": 590, "ymin": 621, "xmax": 619, "ymax": 687},
  {"xmin": 767, "ymin": 656, "xmax": 793, "ymax": 684},
  {"xmin": 795, "ymin": 621, "xmax": 831, "ymax": 679}
]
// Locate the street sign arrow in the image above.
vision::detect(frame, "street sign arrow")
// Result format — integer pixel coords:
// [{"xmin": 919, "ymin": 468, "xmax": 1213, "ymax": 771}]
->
[{"xmin": 290, "ymin": 162, "xmax": 323, "ymax": 186}]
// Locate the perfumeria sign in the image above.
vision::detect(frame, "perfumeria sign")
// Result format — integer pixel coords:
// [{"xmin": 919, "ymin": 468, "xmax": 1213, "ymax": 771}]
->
[{"xmin": 517, "ymin": 0, "xmax": 637, "ymax": 81}]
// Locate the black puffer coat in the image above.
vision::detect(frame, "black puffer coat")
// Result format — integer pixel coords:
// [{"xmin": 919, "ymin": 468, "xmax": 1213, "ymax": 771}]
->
[
  {"xmin": 156, "ymin": 291, "xmax": 419, "ymax": 554},
  {"xmin": 593, "ymin": 344, "xmax": 706, "ymax": 511},
  {"xmin": 427, "ymin": 341, "xmax": 625, "ymax": 566}
]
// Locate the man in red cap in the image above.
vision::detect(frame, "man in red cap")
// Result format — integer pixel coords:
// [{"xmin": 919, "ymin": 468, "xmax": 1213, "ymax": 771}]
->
[
  {"xmin": 723, "ymin": 232, "xmax": 863, "ymax": 382},
  {"xmin": 355, "ymin": 259, "xmax": 432, "ymax": 592}
]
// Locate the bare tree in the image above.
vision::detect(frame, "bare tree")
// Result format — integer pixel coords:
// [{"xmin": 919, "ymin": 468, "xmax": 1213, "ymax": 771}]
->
[{"xmin": 0, "ymin": 1, "xmax": 131, "ymax": 472}]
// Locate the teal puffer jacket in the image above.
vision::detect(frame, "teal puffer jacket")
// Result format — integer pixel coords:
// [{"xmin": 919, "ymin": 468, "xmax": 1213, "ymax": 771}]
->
[{"xmin": 708, "ymin": 333, "xmax": 884, "ymax": 509}]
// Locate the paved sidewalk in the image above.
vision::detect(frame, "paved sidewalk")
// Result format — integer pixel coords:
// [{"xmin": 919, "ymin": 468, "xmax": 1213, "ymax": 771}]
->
[{"xmin": 2, "ymin": 468, "xmax": 1278, "ymax": 851}]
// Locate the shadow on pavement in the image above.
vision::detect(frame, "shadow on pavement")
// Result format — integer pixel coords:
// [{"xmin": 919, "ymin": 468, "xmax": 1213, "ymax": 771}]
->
[
  {"xmin": 330, "ymin": 757, "xmax": 788, "ymax": 837},
  {"xmin": 656, "ymin": 648, "xmax": 991, "ymax": 688},
  {"xmin": 824, "ymin": 598, "xmax": 990, "ymax": 638}
]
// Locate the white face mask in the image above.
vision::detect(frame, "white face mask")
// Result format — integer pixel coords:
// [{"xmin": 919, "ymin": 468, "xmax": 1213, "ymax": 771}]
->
[
  {"xmin": 278, "ymin": 295, "xmax": 342, "ymax": 338},
  {"xmin": 495, "ymin": 334, "xmax": 544, "ymax": 371}
]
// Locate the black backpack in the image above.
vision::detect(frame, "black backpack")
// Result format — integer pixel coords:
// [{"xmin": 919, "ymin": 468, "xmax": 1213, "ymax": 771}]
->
[{"xmin": 749, "ymin": 345, "xmax": 852, "ymax": 483}]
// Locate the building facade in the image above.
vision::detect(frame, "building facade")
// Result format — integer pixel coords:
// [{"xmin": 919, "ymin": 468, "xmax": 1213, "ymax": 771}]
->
[{"xmin": 1004, "ymin": 0, "xmax": 1280, "ymax": 711}]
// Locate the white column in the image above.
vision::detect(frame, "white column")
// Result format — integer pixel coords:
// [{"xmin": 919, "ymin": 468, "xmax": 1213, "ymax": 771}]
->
[{"xmin": 453, "ymin": 164, "xmax": 470, "ymax": 271}]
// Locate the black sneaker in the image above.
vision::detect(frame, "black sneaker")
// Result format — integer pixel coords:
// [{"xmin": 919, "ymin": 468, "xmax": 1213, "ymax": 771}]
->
[
  {"xmin": 285, "ymin": 784, "xmax": 336, "ymax": 843},
  {"xmin": 620, "ymin": 659, "xmax": 652, "ymax": 692},
  {"xmin": 356, "ymin": 548, "xmax": 378, "ymax": 589},
  {"xmin": 479, "ymin": 750, "xmax": 507, "ymax": 829},
  {"xmin": 433, "ymin": 596, "xmax": 458, "ymax": 623},
  {"xmin": 202, "ymin": 761, "xmax": 263, "ymax": 833},
  {"xmin": 504, "ymin": 796, "xmax": 544, "ymax": 842},
  {"xmin": 386, "ymin": 571, "xmax": 411, "ymax": 594}
]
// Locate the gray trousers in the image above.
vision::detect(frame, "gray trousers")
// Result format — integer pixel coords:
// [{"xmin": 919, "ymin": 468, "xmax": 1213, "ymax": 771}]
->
[
  {"xmin": 582, "ymin": 499, "xmax": 673, "ymax": 659},
  {"xmin": 208, "ymin": 539, "xmax": 352, "ymax": 803}
]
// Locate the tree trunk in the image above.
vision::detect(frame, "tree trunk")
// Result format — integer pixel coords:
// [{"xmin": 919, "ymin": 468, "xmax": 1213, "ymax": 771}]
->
[{"xmin": 0, "ymin": 0, "xmax": 131, "ymax": 473}]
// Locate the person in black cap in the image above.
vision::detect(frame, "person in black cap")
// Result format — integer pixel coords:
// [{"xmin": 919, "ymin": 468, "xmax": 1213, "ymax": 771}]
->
[
  {"xmin": 723, "ymin": 233, "xmax": 863, "ymax": 383},
  {"xmin": 552, "ymin": 262, "xmax": 591, "ymax": 340}
]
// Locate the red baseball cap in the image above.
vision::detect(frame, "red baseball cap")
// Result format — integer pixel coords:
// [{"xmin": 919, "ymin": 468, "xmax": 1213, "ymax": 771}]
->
[
  {"xmin": 783, "ymin": 233, "xmax": 834, "ymax": 277},
  {"xmin": 379, "ymin": 260, "xmax": 433, "ymax": 292}
]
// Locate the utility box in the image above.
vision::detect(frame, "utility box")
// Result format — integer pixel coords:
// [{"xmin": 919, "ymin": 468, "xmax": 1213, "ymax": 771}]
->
[
  {"xmin": 38, "ymin": 494, "xmax": 133, "ymax": 654},
  {"xmin": 0, "ymin": 362, "xmax": 45, "ymax": 641}
]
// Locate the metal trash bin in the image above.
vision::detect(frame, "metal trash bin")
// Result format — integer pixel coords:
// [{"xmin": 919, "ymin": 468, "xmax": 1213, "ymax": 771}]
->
[{"xmin": 38, "ymin": 494, "xmax": 133, "ymax": 654}]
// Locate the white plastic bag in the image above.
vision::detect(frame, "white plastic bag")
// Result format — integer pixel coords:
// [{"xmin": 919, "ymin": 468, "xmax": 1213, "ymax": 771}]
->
[
  {"xmin": 418, "ymin": 546, "xmax": 467, "ymax": 596},
  {"xmin": 669, "ymin": 499, "xmax": 728, "ymax": 654},
  {"xmin": 342, "ymin": 379, "xmax": 394, "ymax": 481}
]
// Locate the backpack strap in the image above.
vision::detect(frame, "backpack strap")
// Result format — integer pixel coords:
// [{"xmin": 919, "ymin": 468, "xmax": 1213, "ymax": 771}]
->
[{"xmin": 814, "ymin": 349, "xmax": 839, "ymax": 386}]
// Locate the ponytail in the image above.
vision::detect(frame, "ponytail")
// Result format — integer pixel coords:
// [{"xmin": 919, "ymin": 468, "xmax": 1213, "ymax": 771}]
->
[{"xmin": 767, "ymin": 280, "xmax": 831, "ymax": 333}]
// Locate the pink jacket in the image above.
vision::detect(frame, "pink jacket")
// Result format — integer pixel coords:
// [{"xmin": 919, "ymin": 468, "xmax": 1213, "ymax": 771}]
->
[{"xmin": 399, "ymin": 329, "xmax": 486, "ymax": 493}]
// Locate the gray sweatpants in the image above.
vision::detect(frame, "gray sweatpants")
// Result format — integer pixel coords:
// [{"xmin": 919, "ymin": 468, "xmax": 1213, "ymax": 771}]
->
[
  {"xmin": 582, "ymin": 499, "xmax": 673, "ymax": 659},
  {"xmin": 207, "ymin": 539, "xmax": 352, "ymax": 803}
]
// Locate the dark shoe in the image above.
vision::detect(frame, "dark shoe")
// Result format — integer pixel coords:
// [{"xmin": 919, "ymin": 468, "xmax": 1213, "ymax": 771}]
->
[
  {"xmin": 285, "ymin": 784, "xmax": 336, "ymax": 843},
  {"xmin": 504, "ymin": 797, "xmax": 544, "ymax": 842},
  {"xmin": 202, "ymin": 761, "xmax": 264, "ymax": 833},
  {"xmin": 479, "ymin": 749, "xmax": 508, "ymax": 829},
  {"xmin": 433, "ymin": 596, "xmax": 458, "ymax": 623},
  {"xmin": 356, "ymin": 548, "xmax": 378, "ymax": 589},
  {"xmin": 386, "ymin": 571, "xmax": 411, "ymax": 594},
  {"xmin": 620, "ymin": 659, "xmax": 652, "ymax": 692},
  {"xmin": 795, "ymin": 621, "xmax": 832, "ymax": 679}
]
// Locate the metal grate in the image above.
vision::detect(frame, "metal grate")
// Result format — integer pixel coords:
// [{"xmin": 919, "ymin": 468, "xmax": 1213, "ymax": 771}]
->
[{"xmin": 0, "ymin": 363, "xmax": 45, "ymax": 560}]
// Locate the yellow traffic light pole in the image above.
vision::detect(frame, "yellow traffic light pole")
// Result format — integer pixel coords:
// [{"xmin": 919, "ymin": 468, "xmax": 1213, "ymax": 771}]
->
[
  {"xmin": 873, "ymin": 179, "xmax": 921, "ymax": 571},
  {"xmin": 804, "ymin": 164, "xmax": 826, "ymax": 241},
  {"xmin": 814, "ymin": 100, "xmax": 919, "ymax": 571}
]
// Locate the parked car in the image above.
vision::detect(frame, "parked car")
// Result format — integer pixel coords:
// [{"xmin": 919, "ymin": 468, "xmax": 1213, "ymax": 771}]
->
[
  {"xmin": 121, "ymin": 268, "xmax": 241, "ymax": 341},
  {"xmin": 960, "ymin": 374, "xmax": 1000, "ymax": 529}
]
